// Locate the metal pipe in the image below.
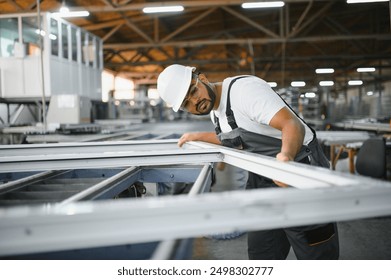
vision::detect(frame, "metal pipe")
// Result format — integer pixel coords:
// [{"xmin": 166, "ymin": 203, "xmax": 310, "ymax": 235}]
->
[
  {"xmin": 103, "ymin": 34, "xmax": 391, "ymax": 49},
  {"xmin": 59, "ymin": 166, "xmax": 140, "ymax": 204},
  {"xmin": 187, "ymin": 141, "xmax": 358, "ymax": 188},
  {"xmin": 151, "ymin": 164, "xmax": 212, "ymax": 259},
  {"xmin": 0, "ymin": 170, "xmax": 68, "ymax": 195},
  {"xmin": 0, "ymin": 150, "xmax": 220, "ymax": 173},
  {"xmin": 150, "ymin": 240, "xmax": 177, "ymax": 260},
  {"xmin": 188, "ymin": 164, "xmax": 212, "ymax": 196},
  {"xmin": 36, "ymin": 0, "xmax": 47, "ymax": 133},
  {"xmin": 0, "ymin": 139, "xmax": 179, "ymax": 157}
]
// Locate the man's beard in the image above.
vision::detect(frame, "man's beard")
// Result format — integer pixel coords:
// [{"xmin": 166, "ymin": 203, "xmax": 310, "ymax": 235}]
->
[{"xmin": 195, "ymin": 81, "xmax": 216, "ymax": 115}]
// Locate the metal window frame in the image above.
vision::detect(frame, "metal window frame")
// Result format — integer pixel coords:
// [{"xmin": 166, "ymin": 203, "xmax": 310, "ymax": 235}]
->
[
  {"xmin": 0, "ymin": 140, "xmax": 391, "ymax": 258},
  {"xmin": 0, "ymin": 139, "xmax": 362, "ymax": 188}
]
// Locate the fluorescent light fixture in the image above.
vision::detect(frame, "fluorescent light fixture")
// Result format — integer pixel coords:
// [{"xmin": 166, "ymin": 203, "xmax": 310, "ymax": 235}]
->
[
  {"xmin": 35, "ymin": 29, "xmax": 57, "ymax": 40},
  {"xmin": 35, "ymin": 29, "xmax": 45, "ymax": 36},
  {"xmin": 143, "ymin": 6, "xmax": 184, "ymax": 13},
  {"xmin": 367, "ymin": 91, "xmax": 374, "ymax": 96},
  {"xmin": 291, "ymin": 81, "xmax": 305, "ymax": 87},
  {"xmin": 267, "ymin": 82, "xmax": 277, "ymax": 88},
  {"xmin": 348, "ymin": 80, "xmax": 363, "ymax": 86},
  {"xmin": 305, "ymin": 92, "xmax": 316, "ymax": 98},
  {"xmin": 347, "ymin": 0, "xmax": 388, "ymax": 4},
  {"xmin": 52, "ymin": 11, "xmax": 90, "ymax": 17},
  {"xmin": 319, "ymin": 81, "xmax": 334, "ymax": 86},
  {"xmin": 315, "ymin": 68, "xmax": 334, "ymax": 74},
  {"xmin": 242, "ymin": 1, "xmax": 285, "ymax": 9},
  {"xmin": 357, "ymin": 67, "xmax": 376, "ymax": 72},
  {"xmin": 59, "ymin": 6, "xmax": 69, "ymax": 13}
]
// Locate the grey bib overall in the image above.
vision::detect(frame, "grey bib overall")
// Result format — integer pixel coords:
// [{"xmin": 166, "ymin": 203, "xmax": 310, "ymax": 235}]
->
[{"xmin": 213, "ymin": 76, "xmax": 339, "ymax": 260}]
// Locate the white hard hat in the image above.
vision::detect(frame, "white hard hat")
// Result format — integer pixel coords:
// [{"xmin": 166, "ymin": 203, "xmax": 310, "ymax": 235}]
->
[{"xmin": 157, "ymin": 64, "xmax": 195, "ymax": 112}]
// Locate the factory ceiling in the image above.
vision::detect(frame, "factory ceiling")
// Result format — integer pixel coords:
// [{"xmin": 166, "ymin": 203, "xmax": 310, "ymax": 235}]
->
[{"xmin": 1, "ymin": 0, "xmax": 391, "ymax": 92}]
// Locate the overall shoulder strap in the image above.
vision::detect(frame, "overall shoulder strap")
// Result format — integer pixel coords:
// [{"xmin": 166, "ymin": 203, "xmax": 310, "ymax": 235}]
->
[{"xmin": 214, "ymin": 76, "xmax": 249, "ymax": 134}]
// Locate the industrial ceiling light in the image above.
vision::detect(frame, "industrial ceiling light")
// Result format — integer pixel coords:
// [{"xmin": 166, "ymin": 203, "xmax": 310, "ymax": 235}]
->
[
  {"xmin": 52, "ymin": 11, "xmax": 90, "ymax": 17},
  {"xmin": 35, "ymin": 29, "xmax": 57, "ymax": 40},
  {"xmin": 348, "ymin": 80, "xmax": 363, "ymax": 86},
  {"xmin": 242, "ymin": 1, "xmax": 285, "ymax": 9},
  {"xmin": 347, "ymin": 0, "xmax": 388, "ymax": 3},
  {"xmin": 142, "ymin": 6, "xmax": 184, "ymax": 13},
  {"xmin": 291, "ymin": 81, "xmax": 305, "ymax": 87},
  {"xmin": 357, "ymin": 67, "xmax": 376, "ymax": 72},
  {"xmin": 305, "ymin": 92, "xmax": 316, "ymax": 98},
  {"xmin": 52, "ymin": 0, "xmax": 89, "ymax": 17},
  {"xmin": 59, "ymin": 5, "xmax": 69, "ymax": 13},
  {"xmin": 315, "ymin": 68, "xmax": 334, "ymax": 74},
  {"xmin": 267, "ymin": 82, "xmax": 277, "ymax": 88},
  {"xmin": 319, "ymin": 81, "xmax": 334, "ymax": 86}
]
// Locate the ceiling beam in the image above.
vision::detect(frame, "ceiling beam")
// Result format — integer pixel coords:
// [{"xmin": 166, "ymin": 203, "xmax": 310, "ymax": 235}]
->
[
  {"xmin": 5, "ymin": 0, "xmax": 23, "ymax": 11},
  {"xmin": 102, "ymin": 23, "xmax": 124, "ymax": 42},
  {"xmin": 289, "ymin": 0, "xmax": 313, "ymax": 36},
  {"xmin": 103, "ymin": 33, "xmax": 391, "ymax": 49},
  {"xmin": 161, "ymin": 7, "xmax": 218, "ymax": 43},
  {"xmin": 81, "ymin": 1, "xmax": 330, "ymax": 13},
  {"xmin": 221, "ymin": 6, "xmax": 279, "ymax": 38},
  {"xmin": 105, "ymin": 53, "xmax": 391, "ymax": 68},
  {"xmin": 287, "ymin": 1, "xmax": 333, "ymax": 38},
  {"xmin": 100, "ymin": 0, "xmax": 116, "ymax": 8},
  {"xmin": 121, "ymin": 13, "xmax": 154, "ymax": 44},
  {"xmin": 83, "ymin": 19, "xmax": 126, "ymax": 31}
]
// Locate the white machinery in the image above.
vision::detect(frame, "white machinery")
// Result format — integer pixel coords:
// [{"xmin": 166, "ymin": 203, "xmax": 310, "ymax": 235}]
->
[{"xmin": 0, "ymin": 13, "xmax": 103, "ymax": 124}]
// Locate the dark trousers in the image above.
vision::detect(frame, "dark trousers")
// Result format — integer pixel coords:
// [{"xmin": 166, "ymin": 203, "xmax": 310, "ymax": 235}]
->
[
  {"xmin": 246, "ymin": 164, "xmax": 340, "ymax": 260},
  {"xmin": 247, "ymin": 223, "xmax": 339, "ymax": 260}
]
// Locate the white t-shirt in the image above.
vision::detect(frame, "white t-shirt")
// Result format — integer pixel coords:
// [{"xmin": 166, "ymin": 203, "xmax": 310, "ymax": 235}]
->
[{"xmin": 211, "ymin": 76, "xmax": 314, "ymax": 145}]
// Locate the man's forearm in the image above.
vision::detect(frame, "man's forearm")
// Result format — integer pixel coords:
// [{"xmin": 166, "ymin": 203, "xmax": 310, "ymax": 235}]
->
[
  {"xmin": 280, "ymin": 119, "xmax": 305, "ymax": 160},
  {"xmin": 194, "ymin": 132, "xmax": 221, "ymax": 144}
]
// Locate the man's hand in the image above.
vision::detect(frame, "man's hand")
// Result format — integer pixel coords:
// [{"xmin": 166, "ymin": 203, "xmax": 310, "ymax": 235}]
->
[
  {"xmin": 276, "ymin": 152, "xmax": 293, "ymax": 162},
  {"xmin": 273, "ymin": 152, "xmax": 293, "ymax": 187},
  {"xmin": 178, "ymin": 133, "xmax": 197, "ymax": 147},
  {"xmin": 178, "ymin": 132, "xmax": 222, "ymax": 147}
]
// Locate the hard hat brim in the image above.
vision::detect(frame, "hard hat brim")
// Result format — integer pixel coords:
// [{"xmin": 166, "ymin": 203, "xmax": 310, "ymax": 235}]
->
[{"xmin": 171, "ymin": 66, "xmax": 194, "ymax": 112}]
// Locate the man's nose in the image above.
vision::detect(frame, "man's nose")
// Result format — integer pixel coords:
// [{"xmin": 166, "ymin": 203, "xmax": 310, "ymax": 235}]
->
[{"xmin": 190, "ymin": 96, "xmax": 199, "ymax": 106}]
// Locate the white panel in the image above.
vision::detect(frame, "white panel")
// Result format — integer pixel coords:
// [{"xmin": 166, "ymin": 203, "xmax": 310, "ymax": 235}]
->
[
  {"xmin": 0, "ymin": 66, "xmax": 3, "ymax": 97},
  {"xmin": 70, "ymin": 62, "xmax": 79, "ymax": 95},
  {"xmin": 49, "ymin": 57, "xmax": 63, "ymax": 95},
  {"xmin": 62, "ymin": 60, "xmax": 71, "ymax": 94},
  {"xmin": 93, "ymin": 69, "xmax": 102, "ymax": 101},
  {"xmin": 0, "ymin": 58, "xmax": 24, "ymax": 97},
  {"xmin": 46, "ymin": 94, "xmax": 79, "ymax": 124},
  {"xmin": 88, "ymin": 68, "xmax": 95, "ymax": 99},
  {"xmin": 81, "ymin": 64, "xmax": 89, "ymax": 98},
  {"xmin": 23, "ymin": 56, "xmax": 43, "ymax": 97}
]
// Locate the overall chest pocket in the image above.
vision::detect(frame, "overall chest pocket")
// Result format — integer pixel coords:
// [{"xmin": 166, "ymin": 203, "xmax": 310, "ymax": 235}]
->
[{"xmin": 218, "ymin": 128, "xmax": 247, "ymax": 150}]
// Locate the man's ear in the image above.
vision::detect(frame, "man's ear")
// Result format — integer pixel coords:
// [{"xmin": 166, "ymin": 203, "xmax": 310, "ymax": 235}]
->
[{"xmin": 198, "ymin": 73, "xmax": 208, "ymax": 83}]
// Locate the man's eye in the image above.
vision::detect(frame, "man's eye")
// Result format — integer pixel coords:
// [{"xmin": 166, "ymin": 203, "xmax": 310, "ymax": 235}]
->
[{"xmin": 190, "ymin": 87, "xmax": 197, "ymax": 96}]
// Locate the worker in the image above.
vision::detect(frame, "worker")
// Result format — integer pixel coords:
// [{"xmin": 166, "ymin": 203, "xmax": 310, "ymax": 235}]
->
[{"xmin": 157, "ymin": 64, "xmax": 339, "ymax": 260}]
